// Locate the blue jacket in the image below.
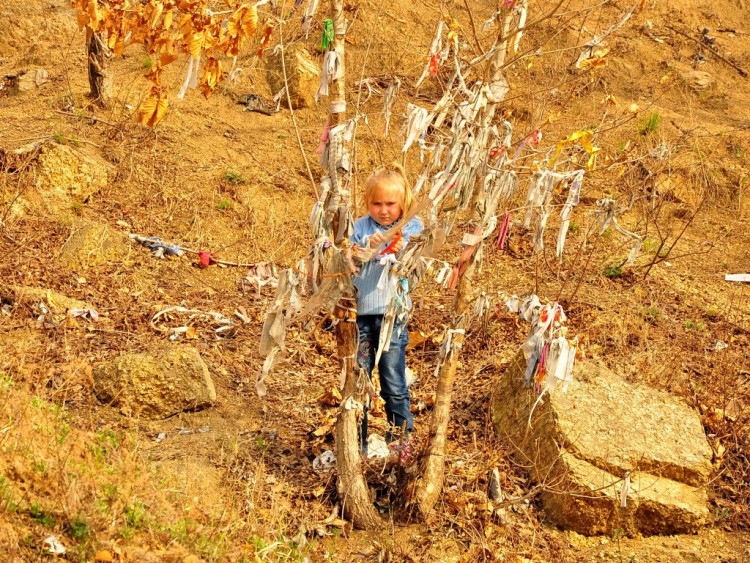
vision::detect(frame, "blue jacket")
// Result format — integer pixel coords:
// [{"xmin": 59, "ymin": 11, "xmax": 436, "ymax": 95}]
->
[{"xmin": 351, "ymin": 215, "xmax": 424, "ymax": 315}]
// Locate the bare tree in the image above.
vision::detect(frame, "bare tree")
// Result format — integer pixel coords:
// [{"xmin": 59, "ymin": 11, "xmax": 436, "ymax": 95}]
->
[{"xmin": 86, "ymin": 31, "xmax": 110, "ymax": 106}]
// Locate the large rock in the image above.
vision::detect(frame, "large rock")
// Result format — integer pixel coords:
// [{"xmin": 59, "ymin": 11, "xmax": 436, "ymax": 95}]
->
[
  {"xmin": 16, "ymin": 68, "xmax": 49, "ymax": 92},
  {"xmin": 93, "ymin": 346, "xmax": 217, "ymax": 419},
  {"xmin": 58, "ymin": 220, "xmax": 130, "ymax": 269},
  {"xmin": 265, "ymin": 44, "xmax": 320, "ymax": 109},
  {"xmin": 0, "ymin": 285, "xmax": 89, "ymax": 315},
  {"xmin": 34, "ymin": 142, "xmax": 113, "ymax": 214},
  {"xmin": 6, "ymin": 141, "xmax": 113, "ymax": 218},
  {"xmin": 491, "ymin": 353, "xmax": 712, "ymax": 536}
]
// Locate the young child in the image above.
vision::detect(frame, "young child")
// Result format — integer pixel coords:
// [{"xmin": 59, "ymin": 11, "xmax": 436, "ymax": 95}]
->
[{"xmin": 351, "ymin": 165, "xmax": 423, "ymax": 455}]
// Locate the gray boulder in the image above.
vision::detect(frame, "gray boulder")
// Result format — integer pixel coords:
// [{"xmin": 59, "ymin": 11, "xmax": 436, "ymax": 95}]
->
[
  {"xmin": 93, "ymin": 346, "xmax": 217, "ymax": 419},
  {"xmin": 491, "ymin": 353, "xmax": 712, "ymax": 536}
]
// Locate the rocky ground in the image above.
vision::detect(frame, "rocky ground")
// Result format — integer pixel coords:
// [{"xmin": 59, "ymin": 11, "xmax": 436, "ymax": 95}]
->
[{"xmin": 1, "ymin": 0, "xmax": 749, "ymax": 561}]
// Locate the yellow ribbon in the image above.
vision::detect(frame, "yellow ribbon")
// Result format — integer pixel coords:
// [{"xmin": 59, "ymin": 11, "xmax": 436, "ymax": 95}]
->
[{"xmin": 549, "ymin": 130, "xmax": 600, "ymax": 170}]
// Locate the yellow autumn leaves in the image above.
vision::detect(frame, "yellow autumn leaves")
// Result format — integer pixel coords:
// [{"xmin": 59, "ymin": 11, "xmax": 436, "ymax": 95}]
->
[
  {"xmin": 135, "ymin": 89, "xmax": 169, "ymax": 127},
  {"xmin": 71, "ymin": 0, "xmax": 260, "ymax": 127},
  {"xmin": 199, "ymin": 58, "xmax": 223, "ymax": 98},
  {"xmin": 75, "ymin": 0, "xmax": 106, "ymax": 30},
  {"xmin": 549, "ymin": 131, "xmax": 600, "ymax": 171}
]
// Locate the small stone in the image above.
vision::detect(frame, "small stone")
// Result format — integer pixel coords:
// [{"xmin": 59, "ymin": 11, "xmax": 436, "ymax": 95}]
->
[
  {"xmin": 6, "ymin": 68, "xmax": 48, "ymax": 94},
  {"xmin": 567, "ymin": 530, "xmax": 587, "ymax": 549},
  {"xmin": 679, "ymin": 70, "xmax": 715, "ymax": 92}
]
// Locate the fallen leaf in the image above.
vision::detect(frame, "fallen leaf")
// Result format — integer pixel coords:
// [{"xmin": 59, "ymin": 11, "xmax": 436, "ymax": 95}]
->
[
  {"xmin": 135, "ymin": 90, "xmax": 169, "ymax": 127},
  {"xmin": 714, "ymin": 439, "xmax": 726, "ymax": 459},
  {"xmin": 317, "ymin": 385, "xmax": 342, "ymax": 407},
  {"xmin": 312, "ymin": 418, "xmax": 335, "ymax": 437},
  {"xmin": 408, "ymin": 330, "xmax": 428, "ymax": 349},
  {"xmin": 240, "ymin": 5, "xmax": 258, "ymax": 36}
]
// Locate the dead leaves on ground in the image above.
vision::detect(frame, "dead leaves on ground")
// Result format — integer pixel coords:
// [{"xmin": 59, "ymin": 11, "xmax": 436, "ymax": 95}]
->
[{"xmin": 317, "ymin": 385, "xmax": 341, "ymax": 407}]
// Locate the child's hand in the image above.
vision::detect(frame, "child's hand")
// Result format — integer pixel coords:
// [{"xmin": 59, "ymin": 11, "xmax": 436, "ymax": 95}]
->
[{"xmin": 369, "ymin": 232, "xmax": 386, "ymax": 249}]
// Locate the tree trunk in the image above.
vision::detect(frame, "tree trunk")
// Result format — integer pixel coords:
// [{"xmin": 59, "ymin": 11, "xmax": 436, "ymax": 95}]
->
[
  {"xmin": 325, "ymin": 0, "xmax": 380, "ymax": 530},
  {"xmin": 87, "ymin": 30, "xmax": 110, "ymax": 106},
  {"xmin": 408, "ymin": 7, "xmax": 521, "ymax": 517},
  {"xmin": 333, "ymin": 298, "xmax": 382, "ymax": 529},
  {"xmin": 328, "ymin": 0, "xmax": 347, "ymax": 242},
  {"xmin": 325, "ymin": 0, "xmax": 378, "ymax": 528},
  {"xmin": 411, "ymin": 326, "xmax": 465, "ymax": 518},
  {"xmin": 328, "ymin": 0, "xmax": 346, "ymax": 125},
  {"xmin": 412, "ymin": 260, "xmax": 476, "ymax": 516}
]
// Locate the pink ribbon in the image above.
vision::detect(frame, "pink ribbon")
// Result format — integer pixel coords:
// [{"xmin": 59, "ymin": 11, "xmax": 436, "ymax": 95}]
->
[{"xmin": 496, "ymin": 212, "xmax": 510, "ymax": 251}]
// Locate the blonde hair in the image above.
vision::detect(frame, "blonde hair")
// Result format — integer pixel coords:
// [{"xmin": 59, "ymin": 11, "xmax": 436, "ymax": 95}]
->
[{"xmin": 363, "ymin": 164, "xmax": 414, "ymax": 214}]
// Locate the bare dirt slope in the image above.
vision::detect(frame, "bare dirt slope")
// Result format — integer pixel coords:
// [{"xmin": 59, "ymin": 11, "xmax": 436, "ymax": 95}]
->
[{"xmin": 1, "ymin": 0, "xmax": 749, "ymax": 561}]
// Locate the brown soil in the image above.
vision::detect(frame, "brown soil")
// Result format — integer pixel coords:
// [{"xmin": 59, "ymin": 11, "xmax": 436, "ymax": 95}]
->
[{"xmin": 1, "ymin": 0, "xmax": 749, "ymax": 561}]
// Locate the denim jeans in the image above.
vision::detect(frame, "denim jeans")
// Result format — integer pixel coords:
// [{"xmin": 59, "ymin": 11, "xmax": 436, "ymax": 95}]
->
[{"xmin": 356, "ymin": 315, "xmax": 413, "ymax": 452}]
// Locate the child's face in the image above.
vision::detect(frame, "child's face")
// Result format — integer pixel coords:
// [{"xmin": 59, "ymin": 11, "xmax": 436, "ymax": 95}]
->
[{"xmin": 367, "ymin": 180, "xmax": 404, "ymax": 225}]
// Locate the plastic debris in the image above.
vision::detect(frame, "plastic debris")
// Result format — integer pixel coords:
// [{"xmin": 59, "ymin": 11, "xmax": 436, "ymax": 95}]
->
[
  {"xmin": 366, "ymin": 434, "xmax": 390, "ymax": 459},
  {"xmin": 507, "ymin": 295, "xmax": 578, "ymax": 415},
  {"xmin": 575, "ymin": 6, "xmax": 635, "ymax": 68},
  {"xmin": 240, "ymin": 262, "xmax": 278, "ymax": 295},
  {"xmin": 315, "ymin": 504, "xmax": 347, "ymax": 535},
  {"xmin": 152, "ymin": 306, "xmax": 235, "ymax": 340},
  {"xmin": 620, "ymin": 471, "xmax": 631, "ymax": 508},
  {"xmin": 69, "ymin": 308, "xmax": 99, "ymax": 322},
  {"xmin": 342, "ymin": 396, "xmax": 364, "ymax": 411},
  {"xmin": 595, "ymin": 198, "xmax": 642, "ymax": 266},
  {"xmin": 312, "ymin": 450, "xmax": 336, "ymax": 472},
  {"xmin": 237, "ymin": 93, "xmax": 277, "ymax": 115},
  {"xmin": 44, "ymin": 535, "xmax": 66, "ymax": 555},
  {"xmin": 176, "ymin": 426, "xmax": 210, "ymax": 435},
  {"xmin": 129, "ymin": 234, "xmax": 184, "ymax": 258},
  {"xmin": 405, "ymin": 366, "xmax": 418, "ymax": 389},
  {"xmin": 301, "ymin": 0, "xmax": 319, "ymax": 36},
  {"xmin": 488, "ymin": 468, "xmax": 503, "ymax": 502},
  {"xmin": 383, "ymin": 78, "xmax": 401, "ymax": 136}
]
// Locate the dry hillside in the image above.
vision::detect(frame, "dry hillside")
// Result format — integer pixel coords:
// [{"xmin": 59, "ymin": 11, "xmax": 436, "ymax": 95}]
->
[{"xmin": 1, "ymin": 0, "xmax": 749, "ymax": 561}]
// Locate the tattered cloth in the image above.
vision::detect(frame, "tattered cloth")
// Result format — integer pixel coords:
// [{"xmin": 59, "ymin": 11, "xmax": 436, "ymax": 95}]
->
[{"xmin": 129, "ymin": 234, "xmax": 184, "ymax": 258}]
